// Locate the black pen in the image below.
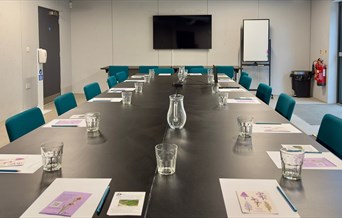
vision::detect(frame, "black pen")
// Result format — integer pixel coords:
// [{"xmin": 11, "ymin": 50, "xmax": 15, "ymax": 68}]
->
[
  {"xmin": 277, "ymin": 186, "xmax": 297, "ymax": 212},
  {"xmin": 96, "ymin": 186, "xmax": 110, "ymax": 214}
]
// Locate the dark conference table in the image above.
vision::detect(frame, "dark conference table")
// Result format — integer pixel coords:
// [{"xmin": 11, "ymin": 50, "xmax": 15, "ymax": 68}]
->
[{"xmin": 0, "ymin": 75, "xmax": 341, "ymax": 218}]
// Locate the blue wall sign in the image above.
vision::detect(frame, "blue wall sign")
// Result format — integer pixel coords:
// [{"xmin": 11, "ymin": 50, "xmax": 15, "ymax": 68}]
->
[{"xmin": 38, "ymin": 69, "xmax": 44, "ymax": 81}]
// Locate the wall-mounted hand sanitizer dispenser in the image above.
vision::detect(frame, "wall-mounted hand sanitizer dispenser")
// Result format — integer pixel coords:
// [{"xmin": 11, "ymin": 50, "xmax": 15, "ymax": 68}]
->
[{"xmin": 37, "ymin": 48, "xmax": 47, "ymax": 64}]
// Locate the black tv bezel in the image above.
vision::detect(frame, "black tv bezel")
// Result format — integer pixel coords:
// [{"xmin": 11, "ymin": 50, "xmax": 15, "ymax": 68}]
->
[{"xmin": 153, "ymin": 14, "xmax": 212, "ymax": 50}]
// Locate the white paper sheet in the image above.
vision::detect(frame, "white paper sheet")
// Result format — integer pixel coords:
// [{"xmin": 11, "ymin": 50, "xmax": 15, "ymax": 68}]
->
[
  {"xmin": 0, "ymin": 154, "xmax": 42, "ymax": 174},
  {"xmin": 69, "ymin": 114, "xmax": 85, "ymax": 119},
  {"xmin": 20, "ymin": 178, "xmax": 111, "ymax": 218},
  {"xmin": 253, "ymin": 124, "xmax": 301, "ymax": 134},
  {"xmin": 219, "ymin": 78, "xmax": 235, "ymax": 83},
  {"xmin": 219, "ymin": 178, "xmax": 300, "ymax": 218},
  {"xmin": 107, "ymin": 192, "xmax": 145, "ymax": 216},
  {"xmin": 44, "ymin": 119, "xmax": 87, "ymax": 128},
  {"xmin": 123, "ymin": 80, "xmax": 145, "ymax": 83},
  {"xmin": 267, "ymin": 151, "xmax": 342, "ymax": 170},
  {"xmin": 88, "ymin": 98, "xmax": 122, "ymax": 103},
  {"xmin": 158, "ymin": 74, "xmax": 171, "ymax": 76},
  {"xmin": 108, "ymin": 88, "xmax": 135, "ymax": 93},
  {"xmin": 188, "ymin": 73, "xmax": 202, "ymax": 76},
  {"xmin": 227, "ymin": 98, "xmax": 260, "ymax": 104},
  {"xmin": 219, "ymin": 88, "xmax": 247, "ymax": 92},
  {"xmin": 281, "ymin": 144, "xmax": 319, "ymax": 153},
  {"xmin": 218, "ymin": 74, "xmax": 229, "ymax": 78},
  {"xmin": 131, "ymin": 75, "xmax": 145, "ymax": 78}
]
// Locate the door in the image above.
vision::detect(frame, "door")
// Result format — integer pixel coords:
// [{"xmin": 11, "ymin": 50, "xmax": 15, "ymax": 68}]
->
[
  {"xmin": 338, "ymin": 2, "xmax": 342, "ymax": 103},
  {"xmin": 38, "ymin": 6, "xmax": 61, "ymax": 104}
]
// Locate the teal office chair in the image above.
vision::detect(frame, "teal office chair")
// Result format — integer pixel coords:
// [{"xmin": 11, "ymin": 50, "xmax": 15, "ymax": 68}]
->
[
  {"xmin": 256, "ymin": 83, "xmax": 272, "ymax": 105},
  {"xmin": 54, "ymin": 92, "xmax": 77, "ymax": 116},
  {"xmin": 275, "ymin": 93, "xmax": 296, "ymax": 121},
  {"xmin": 139, "ymin": 66, "xmax": 158, "ymax": 74},
  {"xmin": 154, "ymin": 68, "xmax": 175, "ymax": 74},
  {"xmin": 107, "ymin": 76, "xmax": 118, "ymax": 88},
  {"xmin": 238, "ymin": 75, "xmax": 252, "ymax": 90},
  {"xmin": 240, "ymin": 71, "xmax": 249, "ymax": 78},
  {"xmin": 5, "ymin": 107, "xmax": 45, "ymax": 142},
  {"xmin": 317, "ymin": 114, "xmax": 342, "ymax": 159},
  {"xmin": 185, "ymin": 66, "xmax": 203, "ymax": 71},
  {"xmin": 108, "ymin": 66, "xmax": 129, "ymax": 77},
  {"xmin": 115, "ymin": 71, "xmax": 129, "ymax": 82},
  {"xmin": 189, "ymin": 67, "xmax": 208, "ymax": 74},
  {"xmin": 216, "ymin": 66, "xmax": 234, "ymax": 78},
  {"xmin": 83, "ymin": 82, "xmax": 101, "ymax": 101}
]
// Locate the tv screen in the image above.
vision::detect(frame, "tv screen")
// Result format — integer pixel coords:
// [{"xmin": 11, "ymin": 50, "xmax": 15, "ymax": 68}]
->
[{"xmin": 153, "ymin": 15, "xmax": 212, "ymax": 49}]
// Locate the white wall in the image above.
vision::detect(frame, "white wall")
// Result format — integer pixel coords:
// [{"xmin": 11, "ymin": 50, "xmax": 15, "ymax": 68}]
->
[
  {"xmin": 0, "ymin": 0, "xmax": 71, "ymax": 122},
  {"xmin": 311, "ymin": 0, "xmax": 338, "ymax": 103},
  {"xmin": 71, "ymin": 0, "xmax": 312, "ymax": 94}
]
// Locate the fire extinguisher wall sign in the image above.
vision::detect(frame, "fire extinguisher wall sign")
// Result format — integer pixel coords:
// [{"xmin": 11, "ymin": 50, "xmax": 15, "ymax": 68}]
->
[{"xmin": 313, "ymin": 58, "xmax": 327, "ymax": 86}]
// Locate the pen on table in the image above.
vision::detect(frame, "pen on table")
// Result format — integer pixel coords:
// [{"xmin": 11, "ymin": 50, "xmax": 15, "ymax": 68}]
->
[
  {"xmin": 96, "ymin": 186, "xmax": 110, "ymax": 214},
  {"xmin": 0, "ymin": 169, "xmax": 19, "ymax": 172},
  {"xmin": 277, "ymin": 186, "xmax": 297, "ymax": 212},
  {"xmin": 305, "ymin": 151, "xmax": 322, "ymax": 154}
]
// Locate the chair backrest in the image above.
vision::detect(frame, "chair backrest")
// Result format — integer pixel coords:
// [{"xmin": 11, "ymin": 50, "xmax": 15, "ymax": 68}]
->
[
  {"xmin": 240, "ymin": 71, "xmax": 249, "ymax": 78},
  {"xmin": 275, "ymin": 93, "xmax": 296, "ymax": 121},
  {"xmin": 5, "ymin": 107, "xmax": 45, "ymax": 142},
  {"xmin": 83, "ymin": 82, "xmax": 101, "ymax": 101},
  {"xmin": 185, "ymin": 66, "xmax": 203, "ymax": 71},
  {"xmin": 108, "ymin": 66, "xmax": 129, "ymax": 77},
  {"xmin": 216, "ymin": 66, "xmax": 234, "ymax": 78},
  {"xmin": 189, "ymin": 67, "xmax": 208, "ymax": 74},
  {"xmin": 139, "ymin": 66, "xmax": 158, "ymax": 74},
  {"xmin": 54, "ymin": 92, "xmax": 77, "ymax": 116},
  {"xmin": 256, "ymin": 83, "xmax": 272, "ymax": 105},
  {"xmin": 154, "ymin": 68, "xmax": 175, "ymax": 74},
  {"xmin": 107, "ymin": 76, "xmax": 118, "ymax": 88},
  {"xmin": 115, "ymin": 71, "xmax": 129, "ymax": 83},
  {"xmin": 317, "ymin": 114, "xmax": 342, "ymax": 159},
  {"xmin": 238, "ymin": 75, "xmax": 252, "ymax": 90}
]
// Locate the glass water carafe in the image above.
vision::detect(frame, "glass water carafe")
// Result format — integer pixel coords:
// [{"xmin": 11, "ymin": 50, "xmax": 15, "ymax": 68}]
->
[{"xmin": 167, "ymin": 94, "xmax": 187, "ymax": 129}]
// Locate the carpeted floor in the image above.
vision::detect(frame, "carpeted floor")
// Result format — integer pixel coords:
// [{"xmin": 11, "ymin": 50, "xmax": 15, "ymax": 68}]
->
[{"xmin": 294, "ymin": 104, "xmax": 342, "ymax": 125}]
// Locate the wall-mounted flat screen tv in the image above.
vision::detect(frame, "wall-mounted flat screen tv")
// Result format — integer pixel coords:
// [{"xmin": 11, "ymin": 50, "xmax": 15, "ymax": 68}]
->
[{"xmin": 153, "ymin": 15, "xmax": 212, "ymax": 49}]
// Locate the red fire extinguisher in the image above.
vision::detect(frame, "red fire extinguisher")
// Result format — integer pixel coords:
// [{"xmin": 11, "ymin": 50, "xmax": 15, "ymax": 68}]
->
[{"xmin": 313, "ymin": 58, "xmax": 327, "ymax": 86}]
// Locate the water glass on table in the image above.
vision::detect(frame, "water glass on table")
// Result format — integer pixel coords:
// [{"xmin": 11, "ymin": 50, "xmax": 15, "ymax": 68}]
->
[
  {"xmin": 155, "ymin": 143, "xmax": 178, "ymax": 175},
  {"xmin": 134, "ymin": 82, "xmax": 143, "ymax": 93},
  {"xmin": 207, "ymin": 74, "xmax": 214, "ymax": 84},
  {"xmin": 218, "ymin": 92, "xmax": 229, "ymax": 106},
  {"xmin": 41, "ymin": 141, "xmax": 63, "ymax": 171},
  {"xmin": 143, "ymin": 75, "xmax": 151, "ymax": 83},
  {"xmin": 237, "ymin": 115, "xmax": 253, "ymax": 137},
  {"xmin": 122, "ymin": 91, "xmax": 132, "ymax": 104},
  {"xmin": 280, "ymin": 148, "xmax": 305, "ymax": 180},
  {"xmin": 149, "ymin": 69, "xmax": 155, "ymax": 79},
  {"xmin": 85, "ymin": 112, "xmax": 100, "ymax": 133}
]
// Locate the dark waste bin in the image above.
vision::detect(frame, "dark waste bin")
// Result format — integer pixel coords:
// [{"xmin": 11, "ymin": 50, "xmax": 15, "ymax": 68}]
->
[{"xmin": 290, "ymin": 70, "xmax": 313, "ymax": 97}]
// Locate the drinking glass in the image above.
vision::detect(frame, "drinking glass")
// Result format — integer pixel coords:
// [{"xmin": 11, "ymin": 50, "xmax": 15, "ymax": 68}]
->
[
  {"xmin": 155, "ymin": 143, "xmax": 178, "ymax": 175},
  {"xmin": 280, "ymin": 148, "xmax": 305, "ymax": 180},
  {"xmin": 237, "ymin": 115, "xmax": 253, "ymax": 137},
  {"xmin": 41, "ymin": 141, "xmax": 63, "ymax": 171},
  {"xmin": 134, "ymin": 82, "xmax": 143, "ymax": 93},
  {"xmin": 218, "ymin": 92, "xmax": 229, "ymax": 106},
  {"xmin": 85, "ymin": 112, "xmax": 100, "ymax": 133},
  {"xmin": 122, "ymin": 91, "xmax": 132, "ymax": 104}
]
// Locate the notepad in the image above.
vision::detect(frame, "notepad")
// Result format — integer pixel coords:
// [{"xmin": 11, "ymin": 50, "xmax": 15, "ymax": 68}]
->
[
  {"xmin": 131, "ymin": 75, "xmax": 145, "ymax": 78},
  {"xmin": 0, "ymin": 154, "xmax": 42, "ymax": 174},
  {"xmin": 219, "ymin": 78, "xmax": 235, "ymax": 83},
  {"xmin": 44, "ymin": 119, "xmax": 87, "ymax": 128},
  {"xmin": 227, "ymin": 98, "xmax": 260, "ymax": 104},
  {"xmin": 108, "ymin": 88, "xmax": 135, "ymax": 93},
  {"xmin": 219, "ymin": 179, "xmax": 300, "ymax": 218},
  {"xmin": 158, "ymin": 74, "xmax": 171, "ymax": 76},
  {"xmin": 124, "ymin": 79, "xmax": 145, "ymax": 83},
  {"xmin": 219, "ymin": 88, "xmax": 246, "ymax": 92},
  {"xmin": 253, "ymin": 124, "xmax": 301, "ymax": 133},
  {"xmin": 188, "ymin": 73, "xmax": 202, "ymax": 76},
  {"xmin": 20, "ymin": 178, "xmax": 111, "ymax": 218},
  {"xmin": 88, "ymin": 98, "xmax": 122, "ymax": 103}
]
